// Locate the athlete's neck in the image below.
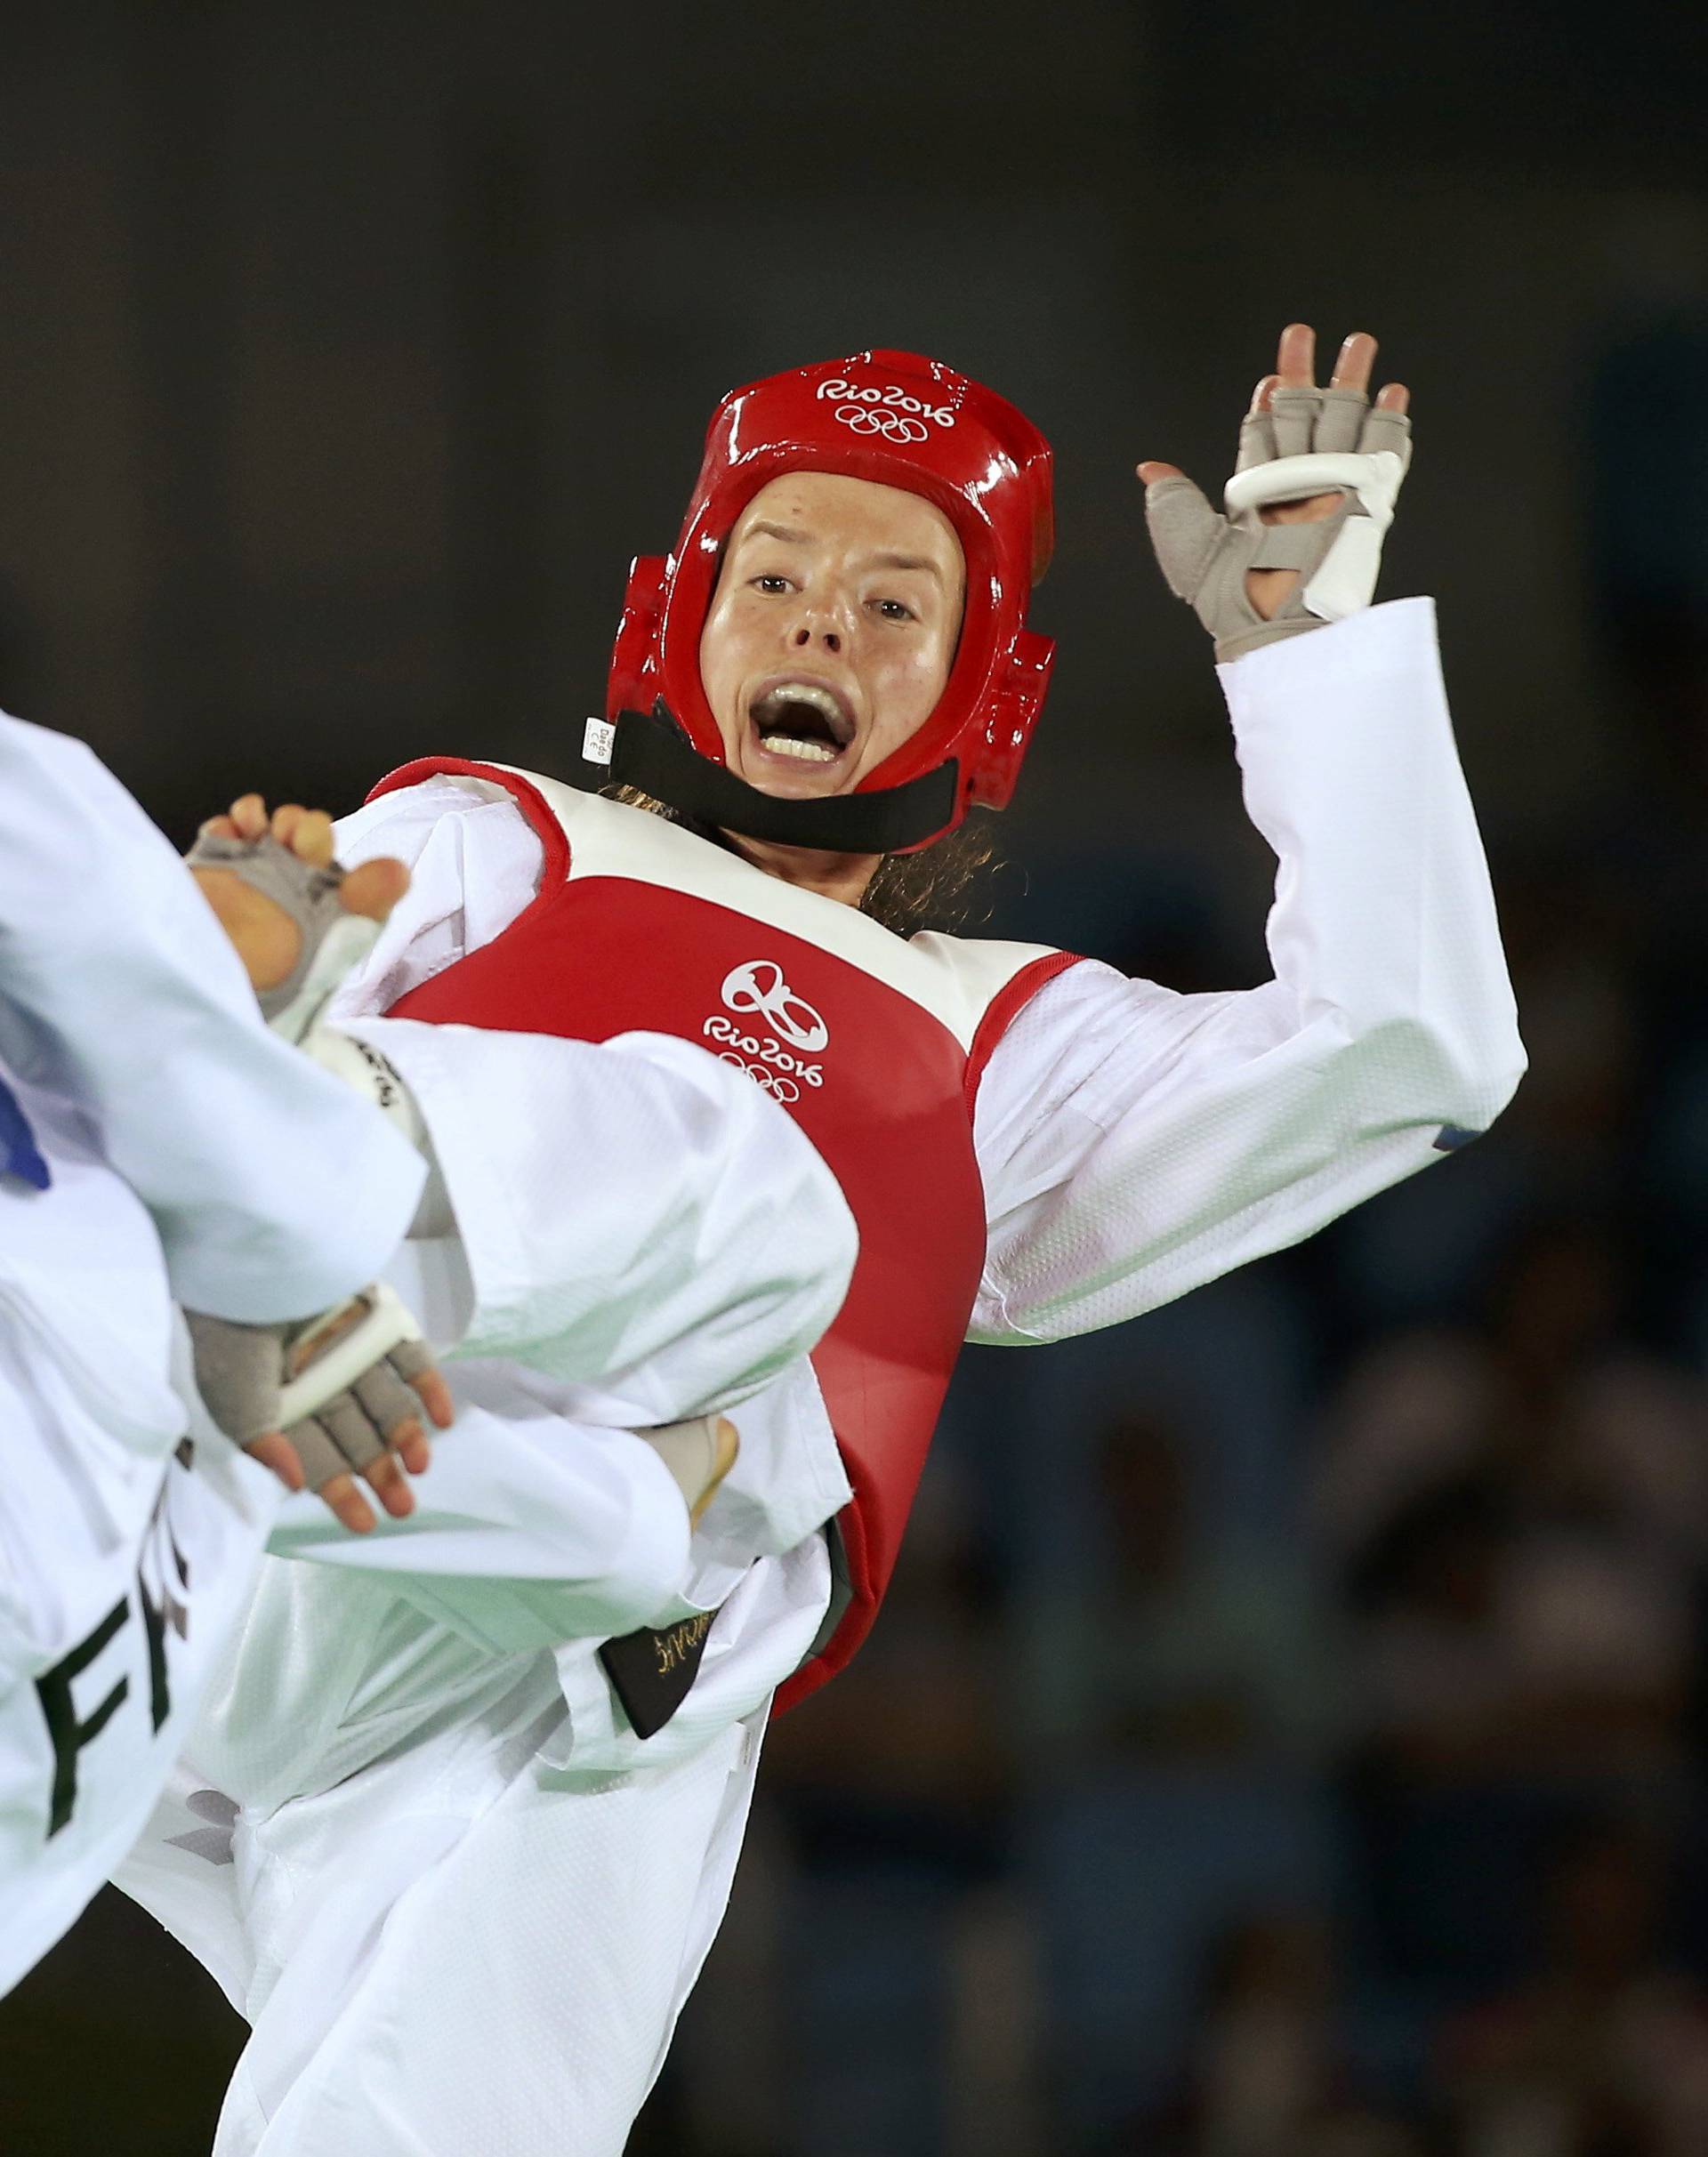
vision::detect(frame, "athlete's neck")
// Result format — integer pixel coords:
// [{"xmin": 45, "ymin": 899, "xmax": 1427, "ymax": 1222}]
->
[{"xmin": 721, "ymin": 830, "xmax": 882, "ymax": 910}]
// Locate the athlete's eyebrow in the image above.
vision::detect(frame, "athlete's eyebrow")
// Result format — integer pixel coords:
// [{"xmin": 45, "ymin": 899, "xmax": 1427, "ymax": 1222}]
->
[
  {"xmin": 741, "ymin": 524, "xmax": 945, "ymax": 585},
  {"xmin": 744, "ymin": 520, "xmax": 814, "ymax": 546},
  {"xmin": 868, "ymin": 551, "xmax": 944, "ymax": 582}
]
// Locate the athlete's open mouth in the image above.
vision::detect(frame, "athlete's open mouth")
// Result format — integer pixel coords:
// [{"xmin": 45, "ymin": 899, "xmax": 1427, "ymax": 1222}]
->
[{"xmin": 747, "ymin": 679, "xmax": 856, "ymax": 768}]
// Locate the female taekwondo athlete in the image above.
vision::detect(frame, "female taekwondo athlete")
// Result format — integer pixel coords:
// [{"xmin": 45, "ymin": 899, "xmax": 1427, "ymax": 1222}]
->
[{"xmin": 123, "ymin": 323, "xmax": 1525, "ymax": 2155}]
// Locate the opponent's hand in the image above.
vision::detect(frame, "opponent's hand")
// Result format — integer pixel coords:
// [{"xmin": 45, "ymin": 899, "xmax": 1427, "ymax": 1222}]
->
[
  {"xmin": 186, "ymin": 1285, "xmax": 455, "ymax": 1533},
  {"xmin": 1139, "ymin": 323, "xmax": 1413, "ymax": 661},
  {"xmin": 189, "ymin": 795, "xmax": 408, "ymax": 1042}
]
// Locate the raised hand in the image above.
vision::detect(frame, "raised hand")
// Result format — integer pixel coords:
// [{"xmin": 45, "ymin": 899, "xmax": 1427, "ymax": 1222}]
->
[{"xmin": 1139, "ymin": 323, "xmax": 1413, "ymax": 659}]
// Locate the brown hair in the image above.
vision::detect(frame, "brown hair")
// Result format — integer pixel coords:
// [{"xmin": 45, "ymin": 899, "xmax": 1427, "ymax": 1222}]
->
[{"xmin": 605, "ymin": 785, "xmax": 1002, "ymax": 938}]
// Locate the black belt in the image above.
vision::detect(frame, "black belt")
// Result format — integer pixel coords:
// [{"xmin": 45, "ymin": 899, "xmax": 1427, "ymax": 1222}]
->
[
  {"xmin": 597, "ymin": 1526, "xmax": 847, "ymax": 1740},
  {"xmin": 598, "ymin": 1609, "xmax": 718, "ymax": 1740}
]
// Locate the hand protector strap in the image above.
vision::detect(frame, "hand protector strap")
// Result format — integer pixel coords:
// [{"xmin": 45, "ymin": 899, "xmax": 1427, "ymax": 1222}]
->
[
  {"xmin": 1224, "ymin": 448, "xmax": 1407, "ymax": 631},
  {"xmin": 276, "ymin": 1284, "xmax": 425, "ymax": 1427},
  {"xmin": 184, "ymin": 833, "xmax": 381, "ymax": 1043}
]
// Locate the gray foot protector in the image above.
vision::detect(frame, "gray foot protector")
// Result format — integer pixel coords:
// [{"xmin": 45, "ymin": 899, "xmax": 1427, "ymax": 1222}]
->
[
  {"xmin": 1146, "ymin": 390, "xmax": 1413, "ymax": 662},
  {"xmin": 185, "ymin": 1285, "xmax": 436, "ymax": 1499},
  {"xmin": 184, "ymin": 832, "xmax": 382, "ymax": 1043}
]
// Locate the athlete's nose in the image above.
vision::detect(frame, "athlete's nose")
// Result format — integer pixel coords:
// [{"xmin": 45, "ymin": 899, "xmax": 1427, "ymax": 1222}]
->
[{"xmin": 792, "ymin": 622, "xmax": 842, "ymax": 656}]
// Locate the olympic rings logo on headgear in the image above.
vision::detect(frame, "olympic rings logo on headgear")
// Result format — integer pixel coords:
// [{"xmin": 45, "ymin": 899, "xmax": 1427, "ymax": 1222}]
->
[
  {"xmin": 815, "ymin": 378, "xmax": 957, "ymax": 431},
  {"xmin": 834, "ymin": 405, "xmax": 929, "ymax": 444},
  {"xmin": 721, "ymin": 960, "xmax": 829, "ymax": 1053}
]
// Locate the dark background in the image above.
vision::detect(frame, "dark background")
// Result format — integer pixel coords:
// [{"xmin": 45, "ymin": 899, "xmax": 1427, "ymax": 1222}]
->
[{"xmin": 4, "ymin": 4, "xmax": 1708, "ymax": 2152}]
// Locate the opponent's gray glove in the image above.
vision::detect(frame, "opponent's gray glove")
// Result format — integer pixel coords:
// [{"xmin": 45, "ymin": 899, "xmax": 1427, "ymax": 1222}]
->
[
  {"xmin": 184, "ymin": 832, "xmax": 382, "ymax": 1044},
  {"xmin": 1145, "ymin": 386, "xmax": 1413, "ymax": 662},
  {"xmin": 186, "ymin": 1284, "xmax": 436, "ymax": 1495}
]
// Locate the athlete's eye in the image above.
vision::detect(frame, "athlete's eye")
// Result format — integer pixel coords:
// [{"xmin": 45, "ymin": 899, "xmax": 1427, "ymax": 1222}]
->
[
  {"xmin": 874, "ymin": 598, "xmax": 917, "ymax": 623},
  {"xmin": 752, "ymin": 575, "xmax": 793, "ymax": 595}
]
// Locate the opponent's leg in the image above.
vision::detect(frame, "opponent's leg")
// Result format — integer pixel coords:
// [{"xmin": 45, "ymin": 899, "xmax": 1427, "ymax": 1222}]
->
[{"xmin": 214, "ymin": 1710, "xmax": 766, "ymax": 2156}]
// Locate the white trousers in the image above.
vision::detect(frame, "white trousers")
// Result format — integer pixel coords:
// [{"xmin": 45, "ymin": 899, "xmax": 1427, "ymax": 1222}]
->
[{"xmin": 213, "ymin": 1708, "xmax": 767, "ymax": 2156}]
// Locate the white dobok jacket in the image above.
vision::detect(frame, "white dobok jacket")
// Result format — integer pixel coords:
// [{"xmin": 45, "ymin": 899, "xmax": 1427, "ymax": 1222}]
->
[{"xmin": 116, "ymin": 597, "xmax": 1525, "ymax": 2042}]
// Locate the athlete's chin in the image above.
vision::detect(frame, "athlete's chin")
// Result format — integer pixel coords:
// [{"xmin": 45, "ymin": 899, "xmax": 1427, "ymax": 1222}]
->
[{"xmin": 743, "ymin": 769, "xmax": 850, "ymax": 801}]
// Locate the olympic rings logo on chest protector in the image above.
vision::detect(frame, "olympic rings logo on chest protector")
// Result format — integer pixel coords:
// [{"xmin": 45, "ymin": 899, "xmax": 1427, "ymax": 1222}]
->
[
  {"xmin": 715, "ymin": 1050, "xmax": 800, "ymax": 1105},
  {"xmin": 721, "ymin": 961, "xmax": 829, "ymax": 1053}
]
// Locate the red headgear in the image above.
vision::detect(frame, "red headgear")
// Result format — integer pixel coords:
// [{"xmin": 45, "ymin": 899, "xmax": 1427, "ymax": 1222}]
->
[{"xmin": 594, "ymin": 350, "xmax": 1055, "ymax": 855}]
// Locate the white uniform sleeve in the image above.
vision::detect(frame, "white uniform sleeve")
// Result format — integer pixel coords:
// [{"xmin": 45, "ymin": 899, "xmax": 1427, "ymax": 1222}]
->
[
  {"xmin": 254, "ymin": 1356, "xmax": 849, "ymax": 1654},
  {"xmin": 972, "ymin": 599, "xmax": 1527, "ymax": 1343},
  {"xmin": 326, "ymin": 783, "xmax": 858, "ymax": 1425},
  {"xmin": 258, "ymin": 1380, "xmax": 695, "ymax": 1648},
  {"xmin": 0, "ymin": 716, "xmax": 424, "ymax": 1321}
]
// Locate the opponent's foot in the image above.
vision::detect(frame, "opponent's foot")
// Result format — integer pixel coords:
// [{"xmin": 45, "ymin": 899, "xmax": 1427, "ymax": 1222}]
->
[
  {"xmin": 697, "ymin": 1414, "xmax": 740, "ymax": 1526},
  {"xmin": 191, "ymin": 793, "xmax": 408, "ymax": 994},
  {"xmin": 641, "ymin": 1414, "xmax": 740, "ymax": 1527}
]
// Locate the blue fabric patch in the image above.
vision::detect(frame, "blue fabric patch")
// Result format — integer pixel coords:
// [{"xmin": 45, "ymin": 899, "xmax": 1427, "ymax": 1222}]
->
[
  {"xmin": 1432, "ymin": 1123, "xmax": 1483, "ymax": 1154},
  {"xmin": 0, "ymin": 1074, "xmax": 51, "ymax": 1190}
]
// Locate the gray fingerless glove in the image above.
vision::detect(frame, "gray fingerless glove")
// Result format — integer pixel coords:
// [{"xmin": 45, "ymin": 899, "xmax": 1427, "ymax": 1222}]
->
[
  {"xmin": 1146, "ymin": 386, "xmax": 1413, "ymax": 662},
  {"xmin": 184, "ymin": 833, "xmax": 381, "ymax": 1042},
  {"xmin": 186, "ymin": 1286, "xmax": 436, "ymax": 1491}
]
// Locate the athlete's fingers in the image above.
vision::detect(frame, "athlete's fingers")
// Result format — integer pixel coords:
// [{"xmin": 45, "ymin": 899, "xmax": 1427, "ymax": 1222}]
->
[
  {"xmin": 381, "ymin": 1414, "xmax": 424, "ymax": 1459},
  {"xmin": 314, "ymin": 1471, "xmax": 376, "ymax": 1534},
  {"xmin": 1276, "ymin": 322, "xmax": 1316, "ymax": 387},
  {"xmin": 270, "ymin": 802, "xmax": 307, "ymax": 848},
  {"xmin": 198, "ymin": 814, "xmax": 240, "ymax": 840},
  {"xmin": 362, "ymin": 1445, "xmax": 416, "ymax": 1519},
  {"xmin": 1359, "ymin": 407, "xmax": 1413, "ymax": 463},
  {"xmin": 286, "ymin": 808, "xmax": 335, "ymax": 867},
  {"xmin": 352, "ymin": 1362, "xmax": 425, "ymax": 1443},
  {"xmin": 1329, "ymin": 332, "xmax": 1377, "ymax": 394},
  {"xmin": 409, "ymin": 1365, "xmax": 455, "ymax": 1432},
  {"xmin": 341, "ymin": 1370, "xmax": 429, "ymax": 1503},
  {"xmin": 392, "ymin": 1421, "xmax": 432, "ymax": 1478},
  {"xmin": 339, "ymin": 855, "xmax": 410, "ymax": 923},
  {"xmin": 1375, "ymin": 381, "xmax": 1411, "ymax": 414},
  {"xmin": 1135, "ymin": 461, "xmax": 1186, "ymax": 486},
  {"xmin": 1235, "ymin": 380, "xmax": 1282, "ymax": 472},
  {"xmin": 390, "ymin": 1341, "xmax": 455, "ymax": 1432},
  {"xmin": 230, "ymin": 793, "xmax": 269, "ymax": 841},
  {"xmin": 242, "ymin": 1429, "xmax": 306, "ymax": 1493}
]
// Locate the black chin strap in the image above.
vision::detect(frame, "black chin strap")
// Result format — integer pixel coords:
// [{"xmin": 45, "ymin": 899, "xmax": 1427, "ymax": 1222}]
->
[{"xmin": 581, "ymin": 704, "xmax": 961, "ymax": 854}]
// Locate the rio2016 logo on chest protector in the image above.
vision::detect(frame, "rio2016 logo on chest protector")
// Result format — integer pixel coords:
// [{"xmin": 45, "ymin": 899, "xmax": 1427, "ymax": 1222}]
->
[
  {"xmin": 702, "ymin": 960, "xmax": 827, "ymax": 1103},
  {"xmin": 815, "ymin": 377, "xmax": 957, "ymax": 446}
]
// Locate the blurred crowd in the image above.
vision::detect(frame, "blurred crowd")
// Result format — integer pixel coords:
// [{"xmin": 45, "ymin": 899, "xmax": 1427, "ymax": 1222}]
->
[{"xmin": 632, "ymin": 300, "xmax": 1708, "ymax": 2156}]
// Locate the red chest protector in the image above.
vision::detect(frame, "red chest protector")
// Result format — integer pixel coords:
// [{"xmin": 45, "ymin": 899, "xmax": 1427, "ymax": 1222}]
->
[{"xmin": 370, "ymin": 761, "xmax": 1080, "ymax": 1710}]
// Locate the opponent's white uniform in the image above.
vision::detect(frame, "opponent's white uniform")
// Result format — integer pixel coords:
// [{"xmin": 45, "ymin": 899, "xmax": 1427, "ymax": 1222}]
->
[
  {"xmin": 121, "ymin": 599, "xmax": 1527, "ymax": 2154},
  {"xmin": 0, "ymin": 712, "xmax": 426, "ymax": 1998}
]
